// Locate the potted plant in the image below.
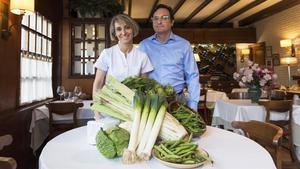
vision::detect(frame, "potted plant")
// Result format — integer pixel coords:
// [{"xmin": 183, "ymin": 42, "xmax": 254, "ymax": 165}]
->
[{"xmin": 69, "ymin": 0, "xmax": 124, "ymax": 18}]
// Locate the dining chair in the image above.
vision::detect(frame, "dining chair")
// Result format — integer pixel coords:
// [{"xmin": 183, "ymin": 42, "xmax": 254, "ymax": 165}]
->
[
  {"xmin": 198, "ymin": 88, "xmax": 211, "ymax": 125},
  {"xmin": 0, "ymin": 157, "xmax": 17, "ymax": 169},
  {"xmin": 269, "ymin": 90, "xmax": 286, "ymax": 100},
  {"xmin": 228, "ymin": 92, "xmax": 249, "ymax": 99},
  {"xmin": 231, "ymin": 120, "xmax": 283, "ymax": 167},
  {"xmin": 46, "ymin": 102, "xmax": 84, "ymax": 139},
  {"xmin": 258, "ymin": 100, "xmax": 296, "ymax": 162}
]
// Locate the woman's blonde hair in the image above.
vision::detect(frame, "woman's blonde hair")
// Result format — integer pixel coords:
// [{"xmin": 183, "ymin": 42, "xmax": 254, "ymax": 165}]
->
[{"xmin": 110, "ymin": 14, "xmax": 139, "ymax": 40}]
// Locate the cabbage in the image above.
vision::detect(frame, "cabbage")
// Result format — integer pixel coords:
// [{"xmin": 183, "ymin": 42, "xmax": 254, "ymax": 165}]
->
[{"xmin": 96, "ymin": 126, "xmax": 130, "ymax": 158}]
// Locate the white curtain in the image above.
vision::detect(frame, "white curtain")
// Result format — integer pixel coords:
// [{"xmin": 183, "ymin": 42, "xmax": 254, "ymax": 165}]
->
[{"xmin": 20, "ymin": 57, "xmax": 53, "ymax": 104}]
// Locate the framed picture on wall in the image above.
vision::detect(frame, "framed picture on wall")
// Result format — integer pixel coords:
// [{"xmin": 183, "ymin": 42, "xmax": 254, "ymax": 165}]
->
[
  {"xmin": 266, "ymin": 58, "xmax": 273, "ymax": 68},
  {"xmin": 272, "ymin": 53, "xmax": 280, "ymax": 66},
  {"xmin": 265, "ymin": 46, "xmax": 272, "ymax": 58}
]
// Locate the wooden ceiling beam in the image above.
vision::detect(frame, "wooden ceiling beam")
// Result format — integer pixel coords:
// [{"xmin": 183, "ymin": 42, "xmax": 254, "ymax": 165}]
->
[
  {"xmin": 199, "ymin": 0, "xmax": 239, "ymax": 25},
  {"xmin": 239, "ymin": 0, "xmax": 300, "ymax": 26},
  {"xmin": 173, "ymin": 0, "xmax": 186, "ymax": 16},
  {"xmin": 182, "ymin": 0, "xmax": 212, "ymax": 24},
  {"xmin": 128, "ymin": 0, "xmax": 132, "ymax": 17},
  {"xmin": 146, "ymin": 0, "xmax": 160, "ymax": 24},
  {"xmin": 219, "ymin": 0, "xmax": 266, "ymax": 24}
]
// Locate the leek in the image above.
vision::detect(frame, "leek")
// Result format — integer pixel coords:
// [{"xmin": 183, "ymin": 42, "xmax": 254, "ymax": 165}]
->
[
  {"xmin": 122, "ymin": 92, "xmax": 143, "ymax": 164},
  {"xmin": 137, "ymin": 95, "xmax": 159, "ymax": 157},
  {"xmin": 91, "ymin": 103, "xmax": 131, "ymax": 121},
  {"xmin": 137, "ymin": 94, "xmax": 151, "ymax": 143},
  {"xmin": 142, "ymin": 101, "xmax": 167, "ymax": 160}
]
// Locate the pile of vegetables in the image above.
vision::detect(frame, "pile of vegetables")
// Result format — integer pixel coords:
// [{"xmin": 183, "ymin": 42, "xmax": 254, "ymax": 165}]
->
[
  {"xmin": 123, "ymin": 93, "xmax": 167, "ymax": 163},
  {"xmin": 170, "ymin": 103, "xmax": 206, "ymax": 135},
  {"xmin": 122, "ymin": 76, "xmax": 175, "ymax": 97},
  {"xmin": 91, "ymin": 75, "xmax": 187, "ymax": 143},
  {"xmin": 96, "ymin": 126, "xmax": 130, "ymax": 158},
  {"xmin": 153, "ymin": 135, "xmax": 212, "ymax": 164}
]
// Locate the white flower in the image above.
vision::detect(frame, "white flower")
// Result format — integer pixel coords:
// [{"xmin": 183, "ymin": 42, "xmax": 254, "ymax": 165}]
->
[
  {"xmin": 260, "ymin": 79, "xmax": 267, "ymax": 86},
  {"xmin": 242, "ymin": 76, "xmax": 247, "ymax": 83},
  {"xmin": 233, "ymin": 72, "xmax": 240, "ymax": 80},
  {"xmin": 244, "ymin": 69, "xmax": 253, "ymax": 76},
  {"xmin": 264, "ymin": 74, "xmax": 272, "ymax": 81},
  {"xmin": 239, "ymin": 81, "xmax": 245, "ymax": 87},
  {"xmin": 246, "ymin": 74, "xmax": 253, "ymax": 82}
]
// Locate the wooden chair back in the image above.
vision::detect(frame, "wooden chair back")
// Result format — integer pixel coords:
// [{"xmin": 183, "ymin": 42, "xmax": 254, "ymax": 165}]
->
[
  {"xmin": 0, "ymin": 157, "xmax": 17, "ymax": 169},
  {"xmin": 231, "ymin": 120, "xmax": 283, "ymax": 167},
  {"xmin": 46, "ymin": 102, "xmax": 83, "ymax": 138},
  {"xmin": 198, "ymin": 88, "xmax": 210, "ymax": 125},
  {"xmin": 269, "ymin": 90, "xmax": 286, "ymax": 100},
  {"xmin": 258, "ymin": 100, "xmax": 292, "ymax": 126},
  {"xmin": 228, "ymin": 92, "xmax": 249, "ymax": 99}
]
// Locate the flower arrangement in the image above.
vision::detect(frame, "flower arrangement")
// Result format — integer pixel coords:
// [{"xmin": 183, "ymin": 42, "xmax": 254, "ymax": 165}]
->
[{"xmin": 233, "ymin": 60, "xmax": 278, "ymax": 90}]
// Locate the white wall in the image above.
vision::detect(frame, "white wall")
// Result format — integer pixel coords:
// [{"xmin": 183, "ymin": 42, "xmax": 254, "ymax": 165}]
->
[{"xmin": 252, "ymin": 4, "xmax": 300, "ymax": 86}]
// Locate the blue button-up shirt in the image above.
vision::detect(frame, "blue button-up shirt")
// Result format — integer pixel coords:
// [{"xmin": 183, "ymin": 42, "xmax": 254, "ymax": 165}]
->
[{"xmin": 139, "ymin": 32, "xmax": 200, "ymax": 111}]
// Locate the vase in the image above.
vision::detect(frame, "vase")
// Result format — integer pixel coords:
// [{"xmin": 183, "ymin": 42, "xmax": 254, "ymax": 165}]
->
[{"xmin": 248, "ymin": 85, "xmax": 262, "ymax": 103}]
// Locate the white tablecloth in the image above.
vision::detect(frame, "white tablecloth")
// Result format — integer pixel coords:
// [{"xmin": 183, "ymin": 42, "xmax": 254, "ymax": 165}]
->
[
  {"xmin": 212, "ymin": 99, "xmax": 291, "ymax": 130},
  {"xmin": 200, "ymin": 90, "xmax": 229, "ymax": 109},
  {"xmin": 39, "ymin": 126, "xmax": 276, "ymax": 169},
  {"xmin": 30, "ymin": 100, "xmax": 94, "ymax": 152}
]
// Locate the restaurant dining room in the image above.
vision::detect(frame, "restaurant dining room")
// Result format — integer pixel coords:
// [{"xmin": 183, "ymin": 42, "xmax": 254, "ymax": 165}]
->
[{"xmin": 1, "ymin": 0, "xmax": 300, "ymax": 169}]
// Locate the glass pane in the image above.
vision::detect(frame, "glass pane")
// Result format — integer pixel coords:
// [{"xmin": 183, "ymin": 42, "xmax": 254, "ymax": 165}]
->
[
  {"xmin": 73, "ymin": 60, "xmax": 82, "ymax": 74},
  {"xmin": 42, "ymin": 19, "xmax": 47, "ymax": 36},
  {"xmin": 97, "ymin": 25, "xmax": 105, "ymax": 39},
  {"xmin": 29, "ymin": 31, "xmax": 35, "ymax": 53},
  {"xmin": 36, "ymin": 14, "xmax": 42, "ymax": 33},
  {"xmin": 42, "ymin": 37, "xmax": 47, "ymax": 55},
  {"xmin": 36, "ymin": 35, "xmax": 41, "ymax": 54},
  {"xmin": 22, "ymin": 15, "xmax": 29, "ymax": 26},
  {"xmin": 21, "ymin": 28, "xmax": 28, "ymax": 51},
  {"xmin": 48, "ymin": 22, "xmax": 52, "ymax": 38},
  {"xmin": 74, "ymin": 42, "xmax": 83, "ymax": 56},
  {"xmin": 97, "ymin": 42, "xmax": 105, "ymax": 57},
  {"xmin": 29, "ymin": 14, "xmax": 36, "ymax": 30},
  {"xmin": 85, "ymin": 24, "xmax": 95, "ymax": 39},
  {"xmin": 47, "ymin": 40, "xmax": 52, "ymax": 57},
  {"xmin": 85, "ymin": 60, "xmax": 95, "ymax": 75},
  {"xmin": 85, "ymin": 42, "xmax": 95, "ymax": 57},
  {"xmin": 74, "ymin": 26, "xmax": 82, "ymax": 39}
]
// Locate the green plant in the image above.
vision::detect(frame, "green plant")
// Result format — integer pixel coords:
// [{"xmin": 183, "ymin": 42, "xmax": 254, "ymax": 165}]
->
[{"xmin": 70, "ymin": 0, "xmax": 124, "ymax": 18}]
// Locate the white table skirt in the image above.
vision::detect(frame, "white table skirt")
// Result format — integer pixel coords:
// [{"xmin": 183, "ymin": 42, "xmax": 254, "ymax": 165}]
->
[
  {"xmin": 39, "ymin": 126, "xmax": 276, "ymax": 169},
  {"xmin": 30, "ymin": 100, "xmax": 94, "ymax": 152}
]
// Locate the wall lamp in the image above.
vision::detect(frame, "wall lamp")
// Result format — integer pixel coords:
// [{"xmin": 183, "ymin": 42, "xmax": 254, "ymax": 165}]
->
[
  {"xmin": 280, "ymin": 39, "xmax": 296, "ymax": 57},
  {"xmin": 240, "ymin": 48, "xmax": 250, "ymax": 63},
  {"xmin": 1, "ymin": 0, "xmax": 35, "ymax": 40}
]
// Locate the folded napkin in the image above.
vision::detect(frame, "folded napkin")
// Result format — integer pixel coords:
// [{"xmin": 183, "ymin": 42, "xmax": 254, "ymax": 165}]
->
[{"xmin": 87, "ymin": 117, "xmax": 120, "ymax": 145}]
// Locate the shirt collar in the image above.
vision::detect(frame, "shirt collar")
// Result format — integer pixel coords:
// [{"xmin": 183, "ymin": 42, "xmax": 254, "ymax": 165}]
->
[{"xmin": 151, "ymin": 32, "xmax": 176, "ymax": 43}]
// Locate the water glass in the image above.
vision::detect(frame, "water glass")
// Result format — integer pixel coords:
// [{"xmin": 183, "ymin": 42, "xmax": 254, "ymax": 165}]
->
[
  {"xmin": 74, "ymin": 86, "xmax": 82, "ymax": 97},
  {"xmin": 56, "ymin": 86, "xmax": 65, "ymax": 100}
]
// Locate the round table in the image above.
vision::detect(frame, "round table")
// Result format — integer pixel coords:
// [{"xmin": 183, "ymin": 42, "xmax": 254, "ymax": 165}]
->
[{"xmin": 39, "ymin": 126, "xmax": 276, "ymax": 169}]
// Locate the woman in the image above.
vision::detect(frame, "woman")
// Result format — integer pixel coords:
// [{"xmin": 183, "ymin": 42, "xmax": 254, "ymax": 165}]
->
[{"xmin": 93, "ymin": 14, "xmax": 153, "ymax": 118}]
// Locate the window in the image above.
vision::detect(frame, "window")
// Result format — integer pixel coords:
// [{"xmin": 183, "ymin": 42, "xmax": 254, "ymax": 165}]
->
[
  {"xmin": 70, "ymin": 21, "xmax": 107, "ymax": 77},
  {"xmin": 20, "ymin": 13, "xmax": 53, "ymax": 104}
]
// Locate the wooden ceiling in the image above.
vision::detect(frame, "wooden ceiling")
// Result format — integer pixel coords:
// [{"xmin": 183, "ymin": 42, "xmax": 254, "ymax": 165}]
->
[{"xmin": 121, "ymin": 0, "xmax": 300, "ymax": 28}]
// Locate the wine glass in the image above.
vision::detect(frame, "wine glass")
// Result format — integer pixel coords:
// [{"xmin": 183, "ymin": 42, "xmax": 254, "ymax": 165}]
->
[
  {"xmin": 57, "ymin": 86, "xmax": 65, "ymax": 100},
  {"xmin": 74, "ymin": 86, "xmax": 82, "ymax": 98}
]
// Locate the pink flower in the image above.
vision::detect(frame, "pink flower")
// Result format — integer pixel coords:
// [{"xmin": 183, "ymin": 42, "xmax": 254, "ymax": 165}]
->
[{"xmin": 233, "ymin": 60, "xmax": 277, "ymax": 89}]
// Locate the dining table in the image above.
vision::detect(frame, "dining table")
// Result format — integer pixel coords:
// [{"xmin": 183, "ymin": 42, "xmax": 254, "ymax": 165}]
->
[
  {"xmin": 29, "ymin": 100, "xmax": 94, "ymax": 153},
  {"xmin": 39, "ymin": 125, "xmax": 276, "ymax": 169}
]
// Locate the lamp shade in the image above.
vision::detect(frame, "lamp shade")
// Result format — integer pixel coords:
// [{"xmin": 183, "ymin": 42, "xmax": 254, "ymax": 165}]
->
[
  {"xmin": 280, "ymin": 39, "xmax": 292, "ymax": 47},
  {"xmin": 10, "ymin": 0, "xmax": 35, "ymax": 15},
  {"xmin": 280, "ymin": 57, "xmax": 298, "ymax": 65},
  {"xmin": 241, "ymin": 49, "xmax": 250, "ymax": 55}
]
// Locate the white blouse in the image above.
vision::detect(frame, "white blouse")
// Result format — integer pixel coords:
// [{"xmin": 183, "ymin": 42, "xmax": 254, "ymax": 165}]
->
[{"xmin": 94, "ymin": 45, "xmax": 153, "ymax": 81}]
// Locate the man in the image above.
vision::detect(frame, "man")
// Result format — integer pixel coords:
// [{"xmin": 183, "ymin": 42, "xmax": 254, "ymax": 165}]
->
[{"xmin": 139, "ymin": 4, "xmax": 200, "ymax": 111}]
